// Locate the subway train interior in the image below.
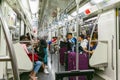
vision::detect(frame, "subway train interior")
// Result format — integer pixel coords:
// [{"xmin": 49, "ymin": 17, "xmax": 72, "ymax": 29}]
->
[{"xmin": 1, "ymin": 0, "xmax": 120, "ymax": 80}]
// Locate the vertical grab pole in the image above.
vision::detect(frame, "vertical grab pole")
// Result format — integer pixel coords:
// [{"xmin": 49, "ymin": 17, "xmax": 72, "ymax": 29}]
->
[
  {"xmin": 75, "ymin": 0, "xmax": 82, "ymax": 80},
  {"xmin": 75, "ymin": 0, "xmax": 79, "ymax": 80},
  {"xmin": 28, "ymin": 28, "xmax": 35, "ymax": 64},
  {"xmin": 57, "ymin": 27, "xmax": 60, "ymax": 72},
  {"xmin": 57, "ymin": 8, "xmax": 60, "ymax": 72}
]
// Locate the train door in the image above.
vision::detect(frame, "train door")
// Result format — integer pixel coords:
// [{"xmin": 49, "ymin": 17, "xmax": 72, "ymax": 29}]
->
[
  {"xmin": 89, "ymin": 9, "xmax": 117, "ymax": 80},
  {"xmin": 100, "ymin": 9, "xmax": 117, "ymax": 80}
]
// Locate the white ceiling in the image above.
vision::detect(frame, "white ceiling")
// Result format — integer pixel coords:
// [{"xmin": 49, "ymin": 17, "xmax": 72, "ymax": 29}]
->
[{"xmin": 38, "ymin": 0, "xmax": 72, "ymax": 25}]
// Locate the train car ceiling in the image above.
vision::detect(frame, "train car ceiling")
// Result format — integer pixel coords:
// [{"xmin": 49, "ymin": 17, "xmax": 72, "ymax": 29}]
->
[
  {"xmin": 3, "ymin": 0, "xmax": 120, "ymax": 31},
  {"xmin": 38, "ymin": 0, "xmax": 72, "ymax": 22},
  {"xmin": 90, "ymin": 0, "xmax": 105, "ymax": 4},
  {"xmin": 70, "ymin": 0, "xmax": 120, "ymax": 20}
]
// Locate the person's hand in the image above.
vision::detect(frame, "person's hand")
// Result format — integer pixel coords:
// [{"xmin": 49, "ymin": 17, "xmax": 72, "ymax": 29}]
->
[{"xmin": 84, "ymin": 50, "xmax": 88, "ymax": 53}]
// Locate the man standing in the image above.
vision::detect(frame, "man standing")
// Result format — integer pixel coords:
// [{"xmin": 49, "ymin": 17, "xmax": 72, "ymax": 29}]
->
[{"xmin": 66, "ymin": 33, "xmax": 76, "ymax": 52}]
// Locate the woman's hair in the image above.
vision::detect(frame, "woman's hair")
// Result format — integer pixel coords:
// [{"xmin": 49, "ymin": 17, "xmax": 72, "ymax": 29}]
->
[
  {"xmin": 91, "ymin": 42, "xmax": 96, "ymax": 46},
  {"xmin": 92, "ymin": 32, "xmax": 98, "ymax": 39},
  {"xmin": 20, "ymin": 35, "xmax": 26, "ymax": 41},
  {"xmin": 79, "ymin": 34, "xmax": 84, "ymax": 39},
  {"xmin": 26, "ymin": 33, "xmax": 34, "ymax": 40},
  {"xmin": 20, "ymin": 35, "xmax": 31, "ymax": 45}
]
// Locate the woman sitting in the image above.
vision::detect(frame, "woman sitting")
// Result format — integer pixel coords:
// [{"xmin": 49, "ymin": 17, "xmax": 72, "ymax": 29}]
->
[
  {"xmin": 85, "ymin": 42, "xmax": 97, "ymax": 57},
  {"xmin": 20, "ymin": 35, "xmax": 43, "ymax": 80}
]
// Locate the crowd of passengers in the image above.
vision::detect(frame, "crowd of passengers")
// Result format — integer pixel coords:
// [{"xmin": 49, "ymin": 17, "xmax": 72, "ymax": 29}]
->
[
  {"xmin": 49, "ymin": 32, "xmax": 98, "ymax": 57},
  {"xmin": 20, "ymin": 32, "xmax": 97, "ymax": 80}
]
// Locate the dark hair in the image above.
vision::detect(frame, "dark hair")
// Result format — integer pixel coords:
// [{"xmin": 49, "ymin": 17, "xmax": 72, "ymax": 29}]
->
[
  {"xmin": 91, "ymin": 42, "xmax": 96, "ymax": 46},
  {"xmin": 92, "ymin": 32, "xmax": 98, "ymax": 39},
  {"xmin": 26, "ymin": 33, "xmax": 29, "ymax": 36},
  {"xmin": 26, "ymin": 33, "xmax": 34, "ymax": 40},
  {"xmin": 20, "ymin": 35, "xmax": 26, "ymax": 41},
  {"xmin": 54, "ymin": 37, "xmax": 57, "ymax": 39},
  {"xmin": 20, "ymin": 35, "xmax": 31, "ymax": 45},
  {"xmin": 67, "ymin": 33, "xmax": 72, "ymax": 36},
  {"xmin": 79, "ymin": 34, "xmax": 84, "ymax": 39},
  {"xmin": 87, "ymin": 35, "xmax": 90, "ymax": 38}
]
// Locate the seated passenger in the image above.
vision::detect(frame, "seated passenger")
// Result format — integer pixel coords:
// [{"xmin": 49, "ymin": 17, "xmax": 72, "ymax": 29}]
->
[
  {"xmin": 37, "ymin": 38, "xmax": 49, "ymax": 74},
  {"xmin": 84, "ymin": 35, "xmax": 97, "ymax": 57},
  {"xmin": 26, "ymin": 33, "xmax": 34, "ymax": 41},
  {"xmin": 85, "ymin": 42, "xmax": 97, "ymax": 57},
  {"xmin": 92, "ymin": 32, "xmax": 98, "ymax": 40},
  {"xmin": 20, "ymin": 35, "xmax": 43, "ymax": 80}
]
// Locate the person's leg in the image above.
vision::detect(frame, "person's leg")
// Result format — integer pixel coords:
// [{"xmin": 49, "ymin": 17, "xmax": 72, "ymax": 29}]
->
[
  {"xmin": 30, "ymin": 61, "xmax": 42, "ymax": 80},
  {"xmin": 42, "ymin": 62, "xmax": 45, "ymax": 71},
  {"xmin": 43, "ymin": 48, "xmax": 48, "ymax": 65},
  {"xmin": 30, "ymin": 71, "xmax": 37, "ymax": 80},
  {"xmin": 34, "ymin": 61, "xmax": 42, "ymax": 74},
  {"xmin": 43, "ymin": 48, "xmax": 49, "ymax": 74}
]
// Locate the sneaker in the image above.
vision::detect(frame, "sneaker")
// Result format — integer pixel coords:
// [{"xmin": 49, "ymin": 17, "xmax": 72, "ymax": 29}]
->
[
  {"xmin": 55, "ymin": 51, "xmax": 57, "ymax": 55},
  {"xmin": 44, "ymin": 68, "xmax": 49, "ymax": 74}
]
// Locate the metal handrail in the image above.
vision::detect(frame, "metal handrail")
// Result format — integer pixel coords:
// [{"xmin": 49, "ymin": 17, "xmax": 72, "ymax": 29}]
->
[
  {"xmin": 111, "ymin": 35, "xmax": 114, "ymax": 70},
  {"xmin": 0, "ymin": 8, "xmax": 20, "ymax": 80},
  {"xmin": 5, "ymin": 0, "xmax": 37, "ymax": 64},
  {"xmin": 90, "ymin": 40, "xmax": 108, "ymax": 43},
  {"xmin": 16, "ymin": 0, "xmax": 33, "ymax": 31},
  {"xmin": 88, "ymin": 15, "xmax": 100, "ymax": 54},
  {"xmin": 5, "ymin": 0, "xmax": 33, "ymax": 31}
]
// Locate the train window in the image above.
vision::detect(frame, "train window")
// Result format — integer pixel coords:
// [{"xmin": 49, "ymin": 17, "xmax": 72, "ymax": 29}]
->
[
  {"xmin": 12, "ymin": 27, "xmax": 20, "ymax": 41},
  {"xmin": 82, "ymin": 16, "xmax": 98, "ymax": 39}
]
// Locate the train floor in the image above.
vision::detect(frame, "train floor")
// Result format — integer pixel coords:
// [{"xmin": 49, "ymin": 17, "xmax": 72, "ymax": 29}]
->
[{"xmin": 20, "ymin": 53, "xmax": 104, "ymax": 80}]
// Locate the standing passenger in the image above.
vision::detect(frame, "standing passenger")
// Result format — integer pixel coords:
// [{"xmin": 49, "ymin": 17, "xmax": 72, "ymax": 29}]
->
[
  {"xmin": 78, "ymin": 34, "xmax": 88, "ymax": 52},
  {"xmin": 66, "ymin": 33, "xmax": 76, "ymax": 52}
]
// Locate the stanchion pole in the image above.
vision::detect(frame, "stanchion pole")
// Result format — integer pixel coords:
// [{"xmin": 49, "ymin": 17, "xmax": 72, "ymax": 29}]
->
[
  {"xmin": 57, "ymin": 8, "xmax": 61, "ymax": 72},
  {"xmin": 75, "ymin": 0, "xmax": 82, "ymax": 80}
]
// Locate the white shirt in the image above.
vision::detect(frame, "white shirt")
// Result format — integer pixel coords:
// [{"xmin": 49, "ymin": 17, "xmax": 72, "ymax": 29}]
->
[{"xmin": 80, "ymin": 39, "xmax": 88, "ymax": 49}]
